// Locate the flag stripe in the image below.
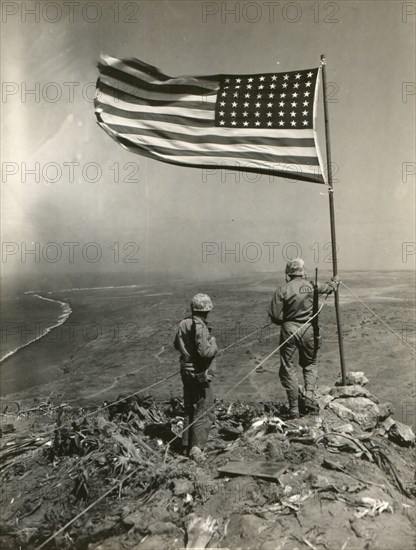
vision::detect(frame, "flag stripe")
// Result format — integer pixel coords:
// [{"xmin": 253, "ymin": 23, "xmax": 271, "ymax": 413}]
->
[
  {"xmin": 98, "ymin": 63, "xmax": 217, "ymax": 96},
  {"xmin": 98, "ymin": 98, "xmax": 214, "ymax": 119},
  {"xmin": 99, "ymin": 74, "xmax": 215, "ymax": 102},
  {"xmin": 106, "ymin": 56, "xmax": 171, "ymax": 82},
  {"xmin": 102, "ymin": 55, "xmax": 220, "ymax": 88},
  {"xmin": 98, "ymin": 83, "xmax": 216, "ymax": 110},
  {"xmin": 115, "ymin": 131, "xmax": 319, "ymax": 160},
  {"xmin": 95, "ymin": 56, "xmax": 326, "ymax": 184},
  {"xmin": 119, "ymin": 57, "xmax": 221, "ymax": 84},
  {"xmin": 97, "ymin": 112, "xmax": 316, "ymax": 140},
  {"xmin": 100, "ymin": 124, "xmax": 316, "ymax": 148},
  {"xmin": 118, "ymin": 140, "xmax": 320, "ymax": 172},
  {"xmin": 114, "ymin": 135, "xmax": 323, "ymax": 182},
  {"xmin": 97, "ymin": 104, "xmax": 213, "ymax": 127},
  {"xmin": 110, "ymin": 137, "xmax": 320, "ymax": 165}
]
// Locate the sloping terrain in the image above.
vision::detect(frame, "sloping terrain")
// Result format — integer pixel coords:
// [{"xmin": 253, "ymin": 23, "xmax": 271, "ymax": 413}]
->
[{"xmin": 0, "ymin": 373, "xmax": 415, "ymax": 550}]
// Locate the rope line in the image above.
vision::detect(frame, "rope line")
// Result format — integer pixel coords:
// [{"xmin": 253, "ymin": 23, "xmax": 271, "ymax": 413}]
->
[
  {"xmin": 17, "ymin": 320, "xmax": 273, "ymax": 472},
  {"xmin": 35, "ymin": 485, "xmax": 121, "ymax": 549},
  {"xmin": 217, "ymin": 322, "xmax": 272, "ymax": 355},
  {"xmin": 165, "ymin": 300, "xmax": 328, "ymax": 448},
  {"xmin": 38, "ymin": 373, "xmax": 179, "ymax": 435},
  {"xmin": 39, "ymin": 322, "xmax": 271, "ymax": 434},
  {"xmin": 340, "ymin": 281, "xmax": 415, "ymax": 353},
  {"xmin": 34, "ymin": 298, "xmax": 330, "ymax": 549}
]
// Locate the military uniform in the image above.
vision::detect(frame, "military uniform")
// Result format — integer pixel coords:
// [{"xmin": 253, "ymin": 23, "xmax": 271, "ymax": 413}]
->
[
  {"xmin": 269, "ymin": 274, "xmax": 336, "ymax": 413},
  {"xmin": 174, "ymin": 314, "xmax": 218, "ymax": 451}
]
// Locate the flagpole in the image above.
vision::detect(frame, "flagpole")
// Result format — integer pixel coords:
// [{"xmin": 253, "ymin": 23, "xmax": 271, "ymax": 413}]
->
[{"xmin": 320, "ymin": 54, "xmax": 347, "ymax": 385}]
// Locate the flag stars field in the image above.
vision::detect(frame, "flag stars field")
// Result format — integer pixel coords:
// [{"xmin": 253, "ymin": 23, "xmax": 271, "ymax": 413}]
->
[{"xmin": 216, "ymin": 67, "xmax": 320, "ymax": 130}]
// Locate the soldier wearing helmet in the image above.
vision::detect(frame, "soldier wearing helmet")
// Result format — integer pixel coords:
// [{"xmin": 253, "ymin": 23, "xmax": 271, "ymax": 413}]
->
[
  {"xmin": 174, "ymin": 293, "xmax": 218, "ymax": 461},
  {"xmin": 268, "ymin": 259, "xmax": 340, "ymax": 419}
]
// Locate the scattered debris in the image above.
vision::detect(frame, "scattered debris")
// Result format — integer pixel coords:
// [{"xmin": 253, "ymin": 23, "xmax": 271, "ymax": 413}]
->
[
  {"xmin": 0, "ymin": 374, "xmax": 415, "ymax": 549},
  {"xmin": 171, "ymin": 478, "xmax": 193, "ymax": 497},
  {"xmin": 185, "ymin": 514, "xmax": 217, "ymax": 548},
  {"xmin": 322, "ymin": 457, "xmax": 385, "ymax": 489},
  {"xmin": 354, "ymin": 496, "xmax": 393, "ymax": 517},
  {"xmin": 218, "ymin": 460, "xmax": 287, "ymax": 481}
]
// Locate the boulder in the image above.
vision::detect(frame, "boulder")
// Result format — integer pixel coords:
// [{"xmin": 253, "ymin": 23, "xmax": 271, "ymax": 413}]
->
[
  {"xmin": 379, "ymin": 416, "xmax": 396, "ymax": 434},
  {"xmin": 309, "ymin": 474, "xmax": 331, "ymax": 489},
  {"xmin": 328, "ymin": 401, "xmax": 356, "ymax": 423},
  {"xmin": 328, "ymin": 397, "xmax": 379, "ymax": 429},
  {"xmin": 367, "ymin": 393, "xmax": 380, "ymax": 404},
  {"xmin": 318, "ymin": 394, "xmax": 334, "ymax": 408},
  {"xmin": 122, "ymin": 511, "xmax": 143, "ymax": 528},
  {"xmin": 329, "ymin": 385, "xmax": 371, "ymax": 399},
  {"xmin": 388, "ymin": 421, "xmax": 415, "ymax": 447},
  {"xmin": 335, "ymin": 372, "xmax": 369, "ymax": 387},
  {"xmin": 378, "ymin": 402, "xmax": 394, "ymax": 420}
]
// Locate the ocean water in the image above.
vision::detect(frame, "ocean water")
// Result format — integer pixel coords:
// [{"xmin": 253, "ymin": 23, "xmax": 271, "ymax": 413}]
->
[
  {"xmin": 0, "ymin": 284, "xmax": 149, "ymax": 363},
  {"xmin": 0, "ymin": 292, "xmax": 72, "ymax": 363}
]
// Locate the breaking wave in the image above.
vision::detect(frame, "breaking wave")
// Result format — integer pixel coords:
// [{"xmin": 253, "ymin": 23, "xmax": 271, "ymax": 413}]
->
[{"xmin": 0, "ymin": 294, "xmax": 72, "ymax": 364}]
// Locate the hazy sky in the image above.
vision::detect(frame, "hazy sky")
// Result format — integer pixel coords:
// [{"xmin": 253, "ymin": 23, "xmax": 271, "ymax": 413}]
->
[{"xmin": 2, "ymin": 0, "xmax": 415, "ymax": 285}]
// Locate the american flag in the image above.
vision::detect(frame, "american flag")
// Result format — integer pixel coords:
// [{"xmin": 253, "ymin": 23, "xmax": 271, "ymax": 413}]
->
[{"xmin": 95, "ymin": 56, "xmax": 326, "ymax": 184}]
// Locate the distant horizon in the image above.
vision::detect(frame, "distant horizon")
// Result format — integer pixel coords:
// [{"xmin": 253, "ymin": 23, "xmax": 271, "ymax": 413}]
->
[{"xmin": 1, "ymin": 267, "xmax": 415, "ymax": 297}]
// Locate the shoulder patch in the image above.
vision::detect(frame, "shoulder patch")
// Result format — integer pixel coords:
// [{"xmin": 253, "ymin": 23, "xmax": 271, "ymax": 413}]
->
[{"xmin": 299, "ymin": 284, "xmax": 313, "ymax": 294}]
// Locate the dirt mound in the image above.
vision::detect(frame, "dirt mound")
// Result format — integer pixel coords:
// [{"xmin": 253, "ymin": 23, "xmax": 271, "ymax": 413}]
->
[{"xmin": 0, "ymin": 374, "xmax": 415, "ymax": 549}]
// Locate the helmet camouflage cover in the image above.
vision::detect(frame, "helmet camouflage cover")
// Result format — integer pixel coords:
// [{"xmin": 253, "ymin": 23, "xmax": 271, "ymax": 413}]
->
[
  {"xmin": 285, "ymin": 257, "xmax": 306, "ymax": 277},
  {"xmin": 191, "ymin": 293, "xmax": 213, "ymax": 312}
]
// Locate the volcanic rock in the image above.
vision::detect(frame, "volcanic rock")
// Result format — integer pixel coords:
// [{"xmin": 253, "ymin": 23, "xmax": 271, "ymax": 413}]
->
[
  {"xmin": 328, "ymin": 397, "xmax": 379, "ymax": 429},
  {"xmin": 388, "ymin": 421, "xmax": 415, "ymax": 447},
  {"xmin": 329, "ymin": 385, "xmax": 371, "ymax": 399},
  {"xmin": 378, "ymin": 402, "xmax": 394, "ymax": 420},
  {"xmin": 336, "ymin": 372, "xmax": 369, "ymax": 387}
]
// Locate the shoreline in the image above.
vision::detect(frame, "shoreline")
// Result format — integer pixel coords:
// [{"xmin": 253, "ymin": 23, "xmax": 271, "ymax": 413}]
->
[
  {"xmin": 0, "ymin": 293, "xmax": 73, "ymax": 364},
  {"xmin": 0, "ymin": 285, "xmax": 149, "ymax": 365}
]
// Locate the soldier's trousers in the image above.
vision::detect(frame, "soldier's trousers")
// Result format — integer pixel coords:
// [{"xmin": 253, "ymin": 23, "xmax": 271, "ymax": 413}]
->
[
  {"xmin": 181, "ymin": 375, "xmax": 214, "ymax": 451},
  {"xmin": 279, "ymin": 322, "xmax": 318, "ymax": 408}
]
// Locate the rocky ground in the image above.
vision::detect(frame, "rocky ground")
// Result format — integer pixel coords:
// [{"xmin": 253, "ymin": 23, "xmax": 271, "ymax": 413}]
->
[{"xmin": 0, "ymin": 372, "xmax": 415, "ymax": 550}]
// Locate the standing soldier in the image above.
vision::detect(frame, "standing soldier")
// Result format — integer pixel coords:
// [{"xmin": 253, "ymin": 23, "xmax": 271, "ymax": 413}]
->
[
  {"xmin": 174, "ymin": 293, "xmax": 218, "ymax": 461},
  {"xmin": 268, "ymin": 259, "xmax": 339, "ymax": 419}
]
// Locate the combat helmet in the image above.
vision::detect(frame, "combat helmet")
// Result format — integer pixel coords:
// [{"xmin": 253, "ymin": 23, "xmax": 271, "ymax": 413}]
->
[
  {"xmin": 285, "ymin": 258, "xmax": 306, "ymax": 278},
  {"xmin": 191, "ymin": 293, "xmax": 213, "ymax": 312}
]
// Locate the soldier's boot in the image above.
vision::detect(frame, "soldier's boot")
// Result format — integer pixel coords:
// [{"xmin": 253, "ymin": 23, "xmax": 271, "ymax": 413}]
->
[
  {"xmin": 282, "ymin": 399, "xmax": 300, "ymax": 420},
  {"xmin": 301, "ymin": 390, "xmax": 319, "ymax": 415},
  {"xmin": 287, "ymin": 408, "xmax": 300, "ymax": 420}
]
